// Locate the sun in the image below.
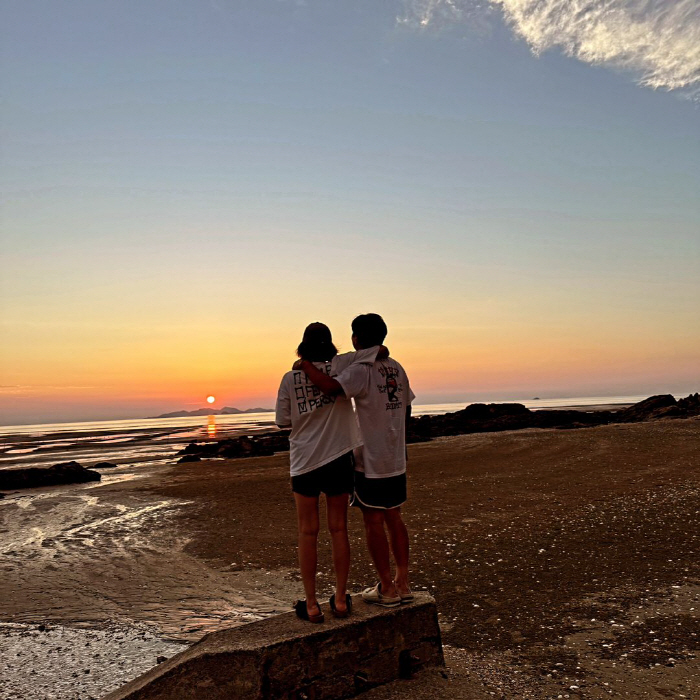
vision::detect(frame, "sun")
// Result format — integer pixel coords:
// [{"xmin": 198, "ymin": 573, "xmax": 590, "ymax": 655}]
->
[{"xmin": 206, "ymin": 395, "xmax": 216, "ymax": 404}]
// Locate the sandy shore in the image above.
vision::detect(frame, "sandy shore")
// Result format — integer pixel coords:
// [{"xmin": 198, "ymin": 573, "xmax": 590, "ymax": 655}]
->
[{"xmin": 1, "ymin": 417, "xmax": 698, "ymax": 698}]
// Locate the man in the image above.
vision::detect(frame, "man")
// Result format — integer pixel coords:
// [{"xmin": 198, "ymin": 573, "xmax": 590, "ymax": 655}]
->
[{"xmin": 295, "ymin": 313, "xmax": 414, "ymax": 607}]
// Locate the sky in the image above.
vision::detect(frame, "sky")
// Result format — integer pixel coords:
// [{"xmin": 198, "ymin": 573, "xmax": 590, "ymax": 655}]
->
[{"xmin": 1, "ymin": 0, "xmax": 699, "ymax": 425}]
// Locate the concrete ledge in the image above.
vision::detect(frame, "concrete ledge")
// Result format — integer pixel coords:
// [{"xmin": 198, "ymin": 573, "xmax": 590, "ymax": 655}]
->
[{"xmin": 103, "ymin": 593, "xmax": 443, "ymax": 699}]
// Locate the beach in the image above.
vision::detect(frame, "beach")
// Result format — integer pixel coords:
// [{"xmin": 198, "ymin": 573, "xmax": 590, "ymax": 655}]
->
[
  {"xmin": 1, "ymin": 414, "xmax": 698, "ymax": 698},
  {"xmin": 0, "ymin": 397, "xmax": 648, "ymax": 471}
]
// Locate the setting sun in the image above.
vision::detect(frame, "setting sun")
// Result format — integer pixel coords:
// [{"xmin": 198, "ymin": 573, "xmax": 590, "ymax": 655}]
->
[{"xmin": 206, "ymin": 395, "xmax": 215, "ymax": 404}]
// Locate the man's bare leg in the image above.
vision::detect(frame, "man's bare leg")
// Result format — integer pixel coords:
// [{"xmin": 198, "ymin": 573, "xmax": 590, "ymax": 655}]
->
[
  {"xmin": 384, "ymin": 507, "xmax": 410, "ymax": 595},
  {"xmin": 361, "ymin": 506, "xmax": 398, "ymax": 597}
]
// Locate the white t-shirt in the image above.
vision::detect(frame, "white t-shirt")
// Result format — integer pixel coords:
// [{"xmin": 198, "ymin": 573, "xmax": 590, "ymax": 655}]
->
[
  {"xmin": 336, "ymin": 358, "xmax": 415, "ymax": 479},
  {"xmin": 275, "ymin": 347, "xmax": 380, "ymax": 477}
]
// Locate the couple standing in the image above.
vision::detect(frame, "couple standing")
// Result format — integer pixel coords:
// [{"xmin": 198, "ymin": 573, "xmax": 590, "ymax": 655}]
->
[{"xmin": 275, "ymin": 313, "xmax": 414, "ymax": 623}]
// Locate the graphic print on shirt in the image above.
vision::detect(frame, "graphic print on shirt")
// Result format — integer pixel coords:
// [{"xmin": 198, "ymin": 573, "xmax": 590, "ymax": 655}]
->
[
  {"xmin": 293, "ymin": 368, "xmax": 335, "ymax": 415},
  {"xmin": 377, "ymin": 364, "xmax": 403, "ymax": 411},
  {"xmin": 386, "ymin": 375, "xmax": 398, "ymax": 402}
]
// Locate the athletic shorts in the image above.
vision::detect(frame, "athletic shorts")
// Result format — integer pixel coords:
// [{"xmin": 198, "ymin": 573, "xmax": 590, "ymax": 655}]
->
[
  {"xmin": 350, "ymin": 471, "xmax": 407, "ymax": 510},
  {"xmin": 291, "ymin": 451, "xmax": 355, "ymax": 498}
]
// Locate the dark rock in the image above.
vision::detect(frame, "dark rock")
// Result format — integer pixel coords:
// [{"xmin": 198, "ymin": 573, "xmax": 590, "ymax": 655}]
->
[
  {"xmin": 408, "ymin": 403, "xmax": 543, "ymax": 439},
  {"xmin": 0, "ymin": 461, "xmax": 101, "ymax": 490},
  {"xmin": 459, "ymin": 402, "xmax": 530, "ymax": 420},
  {"xmin": 406, "ymin": 430, "xmax": 432, "ymax": 444},
  {"xmin": 181, "ymin": 442, "xmax": 204, "ymax": 455},
  {"xmin": 533, "ymin": 410, "xmax": 613, "ymax": 429},
  {"xmin": 172, "ymin": 394, "xmax": 698, "ymax": 464},
  {"xmin": 648, "ymin": 406, "xmax": 684, "ymax": 420},
  {"xmin": 176, "ymin": 431, "xmax": 291, "ymax": 462},
  {"xmin": 216, "ymin": 440, "xmax": 244, "ymax": 459},
  {"xmin": 156, "ymin": 656, "xmax": 167, "ymax": 664},
  {"xmin": 178, "ymin": 455, "xmax": 201, "ymax": 463},
  {"xmin": 677, "ymin": 392, "xmax": 700, "ymax": 416},
  {"xmin": 239, "ymin": 436, "xmax": 273, "ymax": 457},
  {"xmin": 616, "ymin": 395, "xmax": 677, "ymax": 422},
  {"xmin": 402, "ymin": 394, "xmax": 693, "ymax": 443},
  {"xmin": 94, "ymin": 462, "xmax": 118, "ymax": 469}
]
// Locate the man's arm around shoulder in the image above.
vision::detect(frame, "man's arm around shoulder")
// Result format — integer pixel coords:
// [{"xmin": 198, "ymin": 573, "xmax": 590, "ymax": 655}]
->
[{"xmin": 295, "ymin": 360, "xmax": 345, "ymax": 396}]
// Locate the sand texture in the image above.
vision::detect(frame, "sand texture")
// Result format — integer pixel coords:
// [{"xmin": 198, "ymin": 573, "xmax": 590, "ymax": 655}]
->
[{"xmin": 0, "ymin": 417, "xmax": 698, "ymax": 698}]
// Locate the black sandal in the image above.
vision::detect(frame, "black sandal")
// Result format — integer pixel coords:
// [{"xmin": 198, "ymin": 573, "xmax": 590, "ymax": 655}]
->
[
  {"xmin": 293, "ymin": 600, "xmax": 324, "ymax": 623},
  {"xmin": 329, "ymin": 593, "xmax": 352, "ymax": 619}
]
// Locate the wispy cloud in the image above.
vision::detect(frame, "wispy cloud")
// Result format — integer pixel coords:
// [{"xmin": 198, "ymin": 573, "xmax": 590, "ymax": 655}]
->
[{"xmin": 398, "ymin": 0, "xmax": 700, "ymax": 95}]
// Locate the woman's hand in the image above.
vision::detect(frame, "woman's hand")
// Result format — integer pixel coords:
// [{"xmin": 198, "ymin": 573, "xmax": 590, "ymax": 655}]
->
[{"xmin": 292, "ymin": 359, "xmax": 304, "ymax": 370}]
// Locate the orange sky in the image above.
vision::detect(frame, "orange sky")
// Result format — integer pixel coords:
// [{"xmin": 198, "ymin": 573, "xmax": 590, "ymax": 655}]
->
[{"xmin": 2, "ymin": 297, "xmax": 698, "ymax": 424}]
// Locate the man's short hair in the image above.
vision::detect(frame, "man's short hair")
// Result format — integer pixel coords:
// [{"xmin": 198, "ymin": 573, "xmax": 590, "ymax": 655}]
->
[{"xmin": 352, "ymin": 313, "xmax": 387, "ymax": 347}]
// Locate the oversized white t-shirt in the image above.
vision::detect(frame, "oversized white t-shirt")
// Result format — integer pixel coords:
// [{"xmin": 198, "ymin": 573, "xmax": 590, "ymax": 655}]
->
[
  {"xmin": 275, "ymin": 347, "xmax": 379, "ymax": 476},
  {"xmin": 336, "ymin": 358, "xmax": 415, "ymax": 479}
]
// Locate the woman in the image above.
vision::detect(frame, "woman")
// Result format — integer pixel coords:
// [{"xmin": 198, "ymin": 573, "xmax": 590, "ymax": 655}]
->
[{"xmin": 275, "ymin": 322, "xmax": 380, "ymax": 622}]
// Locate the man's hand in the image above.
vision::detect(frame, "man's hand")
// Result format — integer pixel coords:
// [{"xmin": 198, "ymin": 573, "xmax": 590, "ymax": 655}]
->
[{"xmin": 295, "ymin": 359, "xmax": 344, "ymax": 397}]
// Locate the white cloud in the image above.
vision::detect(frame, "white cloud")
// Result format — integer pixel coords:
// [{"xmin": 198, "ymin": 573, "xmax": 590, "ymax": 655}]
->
[
  {"xmin": 398, "ymin": 0, "xmax": 463, "ymax": 27},
  {"xmin": 398, "ymin": 0, "xmax": 495, "ymax": 31},
  {"xmin": 398, "ymin": 0, "xmax": 700, "ymax": 95}
]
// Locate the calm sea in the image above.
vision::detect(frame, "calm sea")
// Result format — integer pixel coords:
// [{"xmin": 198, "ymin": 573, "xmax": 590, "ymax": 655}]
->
[{"xmin": 0, "ymin": 395, "xmax": 654, "ymax": 471}]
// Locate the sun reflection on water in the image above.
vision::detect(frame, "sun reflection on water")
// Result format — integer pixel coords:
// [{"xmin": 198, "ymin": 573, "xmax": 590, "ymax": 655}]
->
[{"xmin": 207, "ymin": 415, "xmax": 217, "ymax": 439}]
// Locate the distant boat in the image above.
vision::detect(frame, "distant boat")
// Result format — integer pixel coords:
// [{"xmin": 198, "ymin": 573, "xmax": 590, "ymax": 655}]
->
[{"xmin": 532, "ymin": 397, "xmax": 541, "ymax": 400}]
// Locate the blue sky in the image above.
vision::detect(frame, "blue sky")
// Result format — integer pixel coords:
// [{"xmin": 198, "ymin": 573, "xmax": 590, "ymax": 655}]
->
[{"xmin": 1, "ymin": 0, "xmax": 699, "ymax": 423}]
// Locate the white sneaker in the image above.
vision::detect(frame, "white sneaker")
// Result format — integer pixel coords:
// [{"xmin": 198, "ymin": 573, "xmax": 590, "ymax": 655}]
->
[{"xmin": 361, "ymin": 583, "xmax": 401, "ymax": 608}]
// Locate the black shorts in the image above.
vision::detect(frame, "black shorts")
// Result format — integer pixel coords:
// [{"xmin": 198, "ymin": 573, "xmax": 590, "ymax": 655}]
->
[
  {"xmin": 291, "ymin": 451, "xmax": 355, "ymax": 498},
  {"xmin": 350, "ymin": 471, "xmax": 407, "ymax": 510}
]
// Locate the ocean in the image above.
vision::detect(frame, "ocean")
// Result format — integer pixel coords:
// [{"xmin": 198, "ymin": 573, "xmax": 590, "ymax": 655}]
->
[{"xmin": 0, "ymin": 395, "xmax": 653, "ymax": 472}]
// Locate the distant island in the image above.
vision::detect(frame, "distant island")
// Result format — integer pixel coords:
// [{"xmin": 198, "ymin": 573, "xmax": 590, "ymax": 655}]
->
[{"xmin": 150, "ymin": 407, "xmax": 273, "ymax": 418}]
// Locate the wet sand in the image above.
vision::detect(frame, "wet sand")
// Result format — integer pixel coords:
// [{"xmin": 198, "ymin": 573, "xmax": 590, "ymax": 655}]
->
[{"xmin": 1, "ymin": 417, "xmax": 698, "ymax": 698}]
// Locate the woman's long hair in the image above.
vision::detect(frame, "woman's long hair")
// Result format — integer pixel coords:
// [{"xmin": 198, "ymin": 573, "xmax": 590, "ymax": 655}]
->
[{"xmin": 296, "ymin": 322, "xmax": 338, "ymax": 362}]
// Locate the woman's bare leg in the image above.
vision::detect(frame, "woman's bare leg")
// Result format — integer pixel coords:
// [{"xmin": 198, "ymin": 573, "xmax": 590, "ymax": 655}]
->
[
  {"xmin": 294, "ymin": 493, "xmax": 321, "ymax": 617},
  {"xmin": 326, "ymin": 493, "xmax": 350, "ymax": 613}
]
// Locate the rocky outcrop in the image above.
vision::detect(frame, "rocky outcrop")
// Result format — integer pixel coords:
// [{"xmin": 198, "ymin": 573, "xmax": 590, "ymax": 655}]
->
[
  {"xmin": 176, "ymin": 431, "xmax": 291, "ymax": 462},
  {"xmin": 408, "ymin": 402, "xmax": 613, "ymax": 442},
  {"xmin": 0, "ymin": 461, "xmax": 101, "ymax": 490},
  {"xmin": 178, "ymin": 455, "xmax": 201, "ymax": 463},
  {"xmin": 615, "ymin": 394, "xmax": 678, "ymax": 422},
  {"xmin": 677, "ymin": 392, "xmax": 700, "ymax": 416},
  {"xmin": 178, "ymin": 395, "xmax": 698, "ymax": 458},
  {"xmin": 407, "ymin": 393, "xmax": 698, "ymax": 443}
]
